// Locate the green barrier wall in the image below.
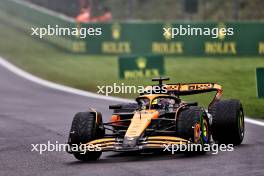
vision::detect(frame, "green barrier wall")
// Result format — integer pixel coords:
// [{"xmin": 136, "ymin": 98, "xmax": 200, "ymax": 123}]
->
[
  {"xmin": 82, "ymin": 22, "xmax": 264, "ymax": 56},
  {"xmin": 1, "ymin": 0, "xmax": 264, "ymax": 56},
  {"xmin": 256, "ymin": 68, "xmax": 264, "ymax": 98}
]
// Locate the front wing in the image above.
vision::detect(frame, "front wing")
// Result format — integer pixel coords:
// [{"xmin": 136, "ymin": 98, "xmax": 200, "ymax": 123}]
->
[{"xmin": 84, "ymin": 136, "xmax": 189, "ymax": 152}]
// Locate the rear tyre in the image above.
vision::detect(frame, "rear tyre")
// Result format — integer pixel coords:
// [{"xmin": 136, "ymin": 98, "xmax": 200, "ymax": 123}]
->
[
  {"xmin": 68, "ymin": 112, "xmax": 104, "ymax": 161},
  {"xmin": 209, "ymin": 99, "xmax": 244, "ymax": 145},
  {"xmin": 177, "ymin": 107, "xmax": 210, "ymax": 154}
]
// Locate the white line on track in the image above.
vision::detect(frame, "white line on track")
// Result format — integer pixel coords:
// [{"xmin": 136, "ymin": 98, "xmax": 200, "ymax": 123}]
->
[
  {"xmin": 0, "ymin": 57, "xmax": 133, "ymax": 103},
  {"xmin": 245, "ymin": 118, "xmax": 264, "ymax": 127},
  {"xmin": 0, "ymin": 57, "xmax": 263, "ymax": 127}
]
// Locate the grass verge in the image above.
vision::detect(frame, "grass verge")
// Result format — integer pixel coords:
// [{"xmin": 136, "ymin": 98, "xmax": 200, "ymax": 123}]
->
[{"xmin": 0, "ymin": 17, "xmax": 263, "ymax": 118}]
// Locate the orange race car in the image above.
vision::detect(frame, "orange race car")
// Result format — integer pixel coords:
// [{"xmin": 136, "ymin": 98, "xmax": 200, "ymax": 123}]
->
[{"xmin": 67, "ymin": 77, "xmax": 245, "ymax": 161}]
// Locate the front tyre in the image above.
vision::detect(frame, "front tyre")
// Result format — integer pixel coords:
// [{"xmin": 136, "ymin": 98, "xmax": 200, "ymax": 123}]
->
[
  {"xmin": 68, "ymin": 112, "xmax": 104, "ymax": 161},
  {"xmin": 177, "ymin": 107, "xmax": 210, "ymax": 154}
]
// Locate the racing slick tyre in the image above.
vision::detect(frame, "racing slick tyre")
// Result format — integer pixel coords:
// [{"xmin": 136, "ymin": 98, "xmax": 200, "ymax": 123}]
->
[
  {"xmin": 209, "ymin": 99, "xmax": 244, "ymax": 145},
  {"xmin": 68, "ymin": 112, "xmax": 105, "ymax": 161},
  {"xmin": 177, "ymin": 107, "xmax": 210, "ymax": 154}
]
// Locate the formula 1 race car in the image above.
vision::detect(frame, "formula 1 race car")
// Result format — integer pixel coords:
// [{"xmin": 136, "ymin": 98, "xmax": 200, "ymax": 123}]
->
[{"xmin": 67, "ymin": 77, "xmax": 245, "ymax": 161}]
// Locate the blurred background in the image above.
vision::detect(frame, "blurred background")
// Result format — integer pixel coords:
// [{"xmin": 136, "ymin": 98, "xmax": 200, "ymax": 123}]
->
[
  {"xmin": 25, "ymin": 0, "xmax": 264, "ymax": 21},
  {"xmin": 0, "ymin": 0, "xmax": 263, "ymax": 118}
]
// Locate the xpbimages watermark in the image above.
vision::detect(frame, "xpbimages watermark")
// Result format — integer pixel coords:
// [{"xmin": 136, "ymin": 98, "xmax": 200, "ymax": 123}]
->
[
  {"xmin": 31, "ymin": 141, "xmax": 101, "ymax": 154},
  {"xmin": 31, "ymin": 25, "xmax": 102, "ymax": 39},
  {"xmin": 97, "ymin": 83, "xmax": 167, "ymax": 96},
  {"xmin": 163, "ymin": 25, "xmax": 234, "ymax": 39},
  {"xmin": 163, "ymin": 142, "xmax": 234, "ymax": 155}
]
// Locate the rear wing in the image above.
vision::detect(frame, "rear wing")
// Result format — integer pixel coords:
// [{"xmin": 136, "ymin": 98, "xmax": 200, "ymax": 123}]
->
[
  {"xmin": 145, "ymin": 78, "xmax": 223, "ymax": 107},
  {"xmin": 164, "ymin": 83, "xmax": 222, "ymax": 96},
  {"xmin": 164, "ymin": 83, "xmax": 223, "ymax": 106},
  {"xmin": 143, "ymin": 82, "xmax": 223, "ymax": 107}
]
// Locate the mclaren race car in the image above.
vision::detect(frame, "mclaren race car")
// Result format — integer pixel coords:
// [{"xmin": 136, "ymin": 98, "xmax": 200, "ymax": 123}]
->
[{"xmin": 67, "ymin": 77, "xmax": 245, "ymax": 161}]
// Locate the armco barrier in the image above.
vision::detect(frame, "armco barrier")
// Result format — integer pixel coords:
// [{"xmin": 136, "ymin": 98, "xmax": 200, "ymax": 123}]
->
[{"xmin": 1, "ymin": 0, "xmax": 264, "ymax": 56}]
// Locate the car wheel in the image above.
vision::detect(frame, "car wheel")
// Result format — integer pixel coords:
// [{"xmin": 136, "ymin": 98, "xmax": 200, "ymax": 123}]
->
[
  {"xmin": 177, "ymin": 106, "xmax": 210, "ymax": 154},
  {"xmin": 68, "ymin": 112, "xmax": 104, "ymax": 161},
  {"xmin": 209, "ymin": 99, "xmax": 244, "ymax": 145}
]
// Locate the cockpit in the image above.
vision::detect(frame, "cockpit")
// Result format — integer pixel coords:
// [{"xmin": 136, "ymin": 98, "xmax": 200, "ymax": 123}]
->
[{"xmin": 136, "ymin": 95, "xmax": 180, "ymax": 110}]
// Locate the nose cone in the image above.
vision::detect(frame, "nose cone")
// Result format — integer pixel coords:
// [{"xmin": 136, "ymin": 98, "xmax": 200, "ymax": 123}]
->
[
  {"xmin": 122, "ymin": 137, "xmax": 138, "ymax": 148},
  {"xmin": 124, "ymin": 110, "xmax": 159, "ymax": 139}
]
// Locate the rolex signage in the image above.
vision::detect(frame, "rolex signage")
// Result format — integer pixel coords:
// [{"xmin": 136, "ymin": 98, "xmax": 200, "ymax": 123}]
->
[
  {"xmin": 118, "ymin": 55, "xmax": 165, "ymax": 79},
  {"xmin": 101, "ymin": 23, "xmax": 132, "ymax": 54},
  {"xmin": 112, "ymin": 23, "xmax": 121, "ymax": 40},
  {"xmin": 3, "ymin": 0, "xmax": 264, "ymax": 56},
  {"xmin": 204, "ymin": 23, "xmax": 237, "ymax": 55},
  {"xmin": 88, "ymin": 22, "xmax": 263, "ymax": 56}
]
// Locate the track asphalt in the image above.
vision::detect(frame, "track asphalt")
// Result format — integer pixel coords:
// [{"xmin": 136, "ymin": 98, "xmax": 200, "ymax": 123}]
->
[{"xmin": 0, "ymin": 61, "xmax": 263, "ymax": 176}]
